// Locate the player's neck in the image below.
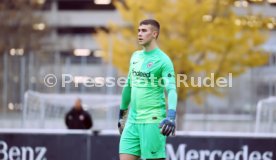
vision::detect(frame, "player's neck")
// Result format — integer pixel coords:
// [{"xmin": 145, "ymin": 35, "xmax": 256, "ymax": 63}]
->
[{"xmin": 143, "ymin": 40, "xmax": 158, "ymax": 52}]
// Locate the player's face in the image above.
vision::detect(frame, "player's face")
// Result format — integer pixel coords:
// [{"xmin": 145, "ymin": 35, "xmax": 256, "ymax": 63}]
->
[
  {"xmin": 74, "ymin": 99, "xmax": 82, "ymax": 110},
  {"xmin": 137, "ymin": 24, "xmax": 157, "ymax": 46}
]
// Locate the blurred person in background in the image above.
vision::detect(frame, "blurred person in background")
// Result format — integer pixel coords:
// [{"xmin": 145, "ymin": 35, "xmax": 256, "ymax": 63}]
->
[
  {"xmin": 65, "ymin": 98, "xmax": 93, "ymax": 129},
  {"xmin": 118, "ymin": 19, "xmax": 178, "ymax": 160}
]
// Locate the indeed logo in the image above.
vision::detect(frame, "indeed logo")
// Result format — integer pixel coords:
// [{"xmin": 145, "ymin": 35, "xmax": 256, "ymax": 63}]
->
[
  {"xmin": 166, "ymin": 144, "xmax": 273, "ymax": 160},
  {"xmin": 132, "ymin": 69, "xmax": 150, "ymax": 78},
  {"xmin": 0, "ymin": 140, "xmax": 47, "ymax": 160}
]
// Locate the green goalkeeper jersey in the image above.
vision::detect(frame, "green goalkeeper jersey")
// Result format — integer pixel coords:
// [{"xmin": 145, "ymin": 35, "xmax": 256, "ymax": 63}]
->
[{"xmin": 120, "ymin": 47, "xmax": 177, "ymax": 123}]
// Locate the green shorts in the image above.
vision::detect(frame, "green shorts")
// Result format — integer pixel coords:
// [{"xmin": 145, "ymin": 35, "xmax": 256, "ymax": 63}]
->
[{"xmin": 119, "ymin": 122, "xmax": 166, "ymax": 159}]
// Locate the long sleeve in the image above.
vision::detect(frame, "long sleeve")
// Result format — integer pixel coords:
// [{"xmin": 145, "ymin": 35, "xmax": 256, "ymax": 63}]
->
[
  {"xmin": 161, "ymin": 57, "xmax": 178, "ymax": 110},
  {"xmin": 120, "ymin": 57, "xmax": 133, "ymax": 110},
  {"xmin": 120, "ymin": 82, "xmax": 131, "ymax": 110},
  {"xmin": 167, "ymin": 87, "xmax": 177, "ymax": 110},
  {"xmin": 65, "ymin": 111, "xmax": 71, "ymax": 128},
  {"xmin": 84, "ymin": 112, "xmax": 93, "ymax": 129}
]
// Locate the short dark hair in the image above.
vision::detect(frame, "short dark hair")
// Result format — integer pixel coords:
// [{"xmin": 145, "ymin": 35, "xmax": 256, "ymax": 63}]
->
[{"xmin": 139, "ymin": 19, "xmax": 160, "ymax": 38}]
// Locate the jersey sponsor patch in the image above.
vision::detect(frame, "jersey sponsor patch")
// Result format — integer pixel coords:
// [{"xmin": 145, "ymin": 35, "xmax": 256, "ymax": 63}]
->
[{"xmin": 132, "ymin": 69, "xmax": 150, "ymax": 77}]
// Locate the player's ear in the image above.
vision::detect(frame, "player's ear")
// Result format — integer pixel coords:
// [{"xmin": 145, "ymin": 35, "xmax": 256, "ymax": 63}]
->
[{"xmin": 152, "ymin": 31, "xmax": 158, "ymax": 39}]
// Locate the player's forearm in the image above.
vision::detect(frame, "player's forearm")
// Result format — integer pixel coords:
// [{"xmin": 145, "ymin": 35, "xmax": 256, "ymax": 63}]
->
[
  {"xmin": 120, "ymin": 85, "xmax": 131, "ymax": 110},
  {"xmin": 160, "ymin": 88, "xmax": 177, "ymax": 136},
  {"xmin": 167, "ymin": 88, "xmax": 177, "ymax": 111}
]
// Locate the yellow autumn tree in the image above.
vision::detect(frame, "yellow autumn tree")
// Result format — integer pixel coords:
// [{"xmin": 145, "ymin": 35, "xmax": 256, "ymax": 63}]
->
[{"xmin": 96, "ymin": 0, "xmax": 268, "ymax": 129}]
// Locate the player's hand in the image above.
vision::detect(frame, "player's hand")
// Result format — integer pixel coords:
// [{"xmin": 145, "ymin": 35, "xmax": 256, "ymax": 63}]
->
[
  {"xmin": 118, "ymin": 118, "xmax": 126, "ymax": 134},
  {"xmin": 118, "ymin": 109, "xmax": 128, "ymax": 135},
  {"xmin": 159, "ymin": 109, "xmax": 176, "ymax": 136},
  {"xmin": 159, "ymin": 118, "xmax": 175, "ymax": 136}
]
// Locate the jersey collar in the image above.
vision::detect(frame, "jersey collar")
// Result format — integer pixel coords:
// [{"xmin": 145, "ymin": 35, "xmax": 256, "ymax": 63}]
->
[{"xmin": 143, "ymin": 47, "xmax": 159, "ymax": 55}]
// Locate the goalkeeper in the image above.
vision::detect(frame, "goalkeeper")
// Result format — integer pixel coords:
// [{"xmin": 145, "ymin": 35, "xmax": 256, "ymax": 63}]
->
[{"xmin": 118, "ymin": 19, "xmax": 178, "ymax": 160}]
